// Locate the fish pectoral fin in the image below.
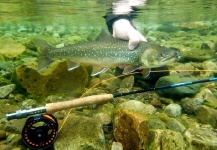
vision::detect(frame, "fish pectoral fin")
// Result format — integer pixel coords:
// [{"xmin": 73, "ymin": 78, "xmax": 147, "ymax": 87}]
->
[
  {"xmin": 141, "ymin": 68, "xmax": 151, "ymax": 78},
  {"xmin": 122, "ymin": 65, "xmax": 143, "ymax": 74},
  {"xmin": 91, "ymin": 66, "xmax": 108, "ymax": 76},
  {"xmin": 66, "ymin": 60, "xmax": 80, "ymax": 71}
]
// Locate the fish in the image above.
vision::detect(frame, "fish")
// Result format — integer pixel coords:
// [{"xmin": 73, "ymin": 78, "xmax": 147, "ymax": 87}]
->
[{"xmin": 37, "ymin": 29, "xmax": 179, "ymax": 77}]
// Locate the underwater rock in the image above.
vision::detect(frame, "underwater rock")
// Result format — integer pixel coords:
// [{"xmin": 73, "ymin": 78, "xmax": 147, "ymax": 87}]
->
[
  {"xmin": 155, "ymin": 75, "xmax": 201, "ymax": 99},
  {"xmin": 0, "ymin": 75, "xmax": 11, "ymax": 86},
  {"xmin": 148, "ymin": 129, "xmax": 186, "ymax": 150},
  {"xmin": 202, "ymin": 61, "xmax": 217, "ymax": 77},
  {"xmin": 201, "ymin": 41, "xmax": 217, "ymax": 51},
  {"xmin": 0, "ymin": 38, "xmax": 26, "ymax": 59},
  {"xmin": 194, "ymin": 105, "xmax": 217, "ymax": 128},
  {"xmin": 184, "ymin": 125, "xmax": 217, "ymax": 150},
  {"xmin": 0, "ymin": 130, "xmax": 6, "ymax": 140},
  {"xmin": 148, "ymin": 117, "xmax": 166, "ymax": 129},
  {"xmin": 119, "ymin": 75, "xmax": 134, "ymax": 89},
  {"xmin": 116, "ymin": 100, "xmax": 156, "ymax": 115},
  {"xmin": 113, "ymin": 109, "xmax": 149, "ymax": 150},
  {"xmin": 167, "ymin": 118, "xmax": 186, "ymax": 133},
  {"xmin": 6, "ymin": 133, "xmax": 22, "ymax": 148},
  {"xmin": 179, "ymin": 48, "xmax": 214, "ymax": 62},
  {"xmin": 55, "ymin": 114, "xmax": 106, "ymax": 150},
  {"xmin": 156, "ymin": 24, "xmax": 179, "ymax": 33},
  {"xmin": 164, "ymin": 104, "xmax": 182, "ymax": 118},
  {"xmin": 14, "ymin": 60, "xmax": 89, "ymax": 99},
  {"xmin": 99, "ymin": 73, "xmax": 121, "ymax": 93},
  {"xmin": 94, "ymin": 113, "xmax": 111, "ymax": 125},
  {"xmin": 179, "ymin": 21, "xmax": 211, "ymax": 31},
  {"xmin": 111, "ymin": 142, "xmax": 123, "ymax": 150},
  {"xmin": 181, "ymin": 88, "xmax": 210, "ymax": 114},
  {"xmin": 0, "ymin": 84, "xmax": 16, "ymax": 98}
]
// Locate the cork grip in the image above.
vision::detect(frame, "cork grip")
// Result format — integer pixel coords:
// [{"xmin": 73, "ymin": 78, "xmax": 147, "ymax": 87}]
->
[{"xmin": 45, "ymin": 94, "xmax": 114, "ymax": 114}]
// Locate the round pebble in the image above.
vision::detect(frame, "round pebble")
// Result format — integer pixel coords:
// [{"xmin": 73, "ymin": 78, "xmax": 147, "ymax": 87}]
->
[{"xmin": 164, "ymin": 104, "xmax": 182, "ymax": 118}]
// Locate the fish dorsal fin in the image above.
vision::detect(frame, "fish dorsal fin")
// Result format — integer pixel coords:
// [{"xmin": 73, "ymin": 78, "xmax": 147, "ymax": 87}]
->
[
  {"xmin": 91, "ymin": 66, "xmax": 108, "ymax": 76},
  {"xmin": 95, "ymin": 29, "xmax": 115, "ymax": 41},
  {"xmin": 66, "ymin": 60, "xmax": 80, "ymax": 71}
]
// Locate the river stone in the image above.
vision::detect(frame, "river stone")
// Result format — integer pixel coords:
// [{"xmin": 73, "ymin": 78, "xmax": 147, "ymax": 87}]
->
[
  {"xmin": 55, "ymin": 114, "xmax": 106, "ymax": 150},
  {"xmin": 148, "ymin": 129, "xmax": 186, "ymax": 150},
  {"xmin": 184, "ymin": 126, "xmax": 217, "ymax": 150},
  {"xmin": 0, "ymin": 84, "xmax": 16, "ymax": 98},
  {"xmin": 164, "ymin": 104, "xmax": 182, "ymax": 118},
  {"xmin": 0, "ymin": 130, "xmax": 6, "ymax": 140},
  {"xmin": 119, "ymin": 75, "xmax": 134, "ymax": 89},
  {"xmin": 155, "ymin": 75, "xmax": 201, "ymax": 99},
  {"xmin": 117, "ymin": 100, "xmax": 156, "ymax": 115},
  {"xmin": 14, "ymin": 60, "xmax": 89, "ymax": 99},
  {"xmin": 194, "ymin": 105, "xmax": 217, "ymax": 128},
  {"xmin": 0, "ymin": 38, "xmax": 26, "ymax": 58},
  {"xmin": 167, "ymin": 118, "xmax": 186, "ymax": 133},
  {"xmin": 113, "ymin": 109, "xmax": 149, "ymax": 150}
]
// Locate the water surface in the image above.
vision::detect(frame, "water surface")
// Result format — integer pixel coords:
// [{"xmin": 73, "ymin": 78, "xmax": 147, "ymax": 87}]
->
[{"xmin": 0, "ymin": 0, "xmax": 217, "ymax": 29}]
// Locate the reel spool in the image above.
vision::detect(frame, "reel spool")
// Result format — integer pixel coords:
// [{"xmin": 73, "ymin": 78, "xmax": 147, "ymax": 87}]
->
[{"xmin": 22, "ymin": 114, "xmax": 58, "ymax": 150}]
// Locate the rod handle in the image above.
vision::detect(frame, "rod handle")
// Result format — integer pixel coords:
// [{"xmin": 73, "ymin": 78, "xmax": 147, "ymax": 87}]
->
[{"xmin": 46, "ymin": 94, "xmax": 113, "ymax": 114}]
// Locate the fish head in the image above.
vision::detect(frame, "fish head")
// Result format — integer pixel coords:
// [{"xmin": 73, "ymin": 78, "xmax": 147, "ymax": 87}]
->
[{"xmin": 140, "ymin": 45, "xmax": 179, "ymax": 68}]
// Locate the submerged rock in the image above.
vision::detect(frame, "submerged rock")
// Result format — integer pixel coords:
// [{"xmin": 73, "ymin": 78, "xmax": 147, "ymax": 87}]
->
[
  {"xmin": 184, "ymin": 125, "xmax": 217, "ymax": 150},
  {"xmin": 155, "ymin": 75, "xmax": 201, "ymax": 99},
  {"xmin": 164, "ymin": 104, "xmax": 182, "ymax": 118},
  {"xmin": 116, "ymin": 100, "xmax": 156, "ymax": 115},
  {"xmin": 113, "ymin": 109, "xmax": 149, "ymax": 150},
  {"xmin": 194, "ymin": 105, "xmax": 217, "ymax": 128},
  {"xmin": 0, "ymin": 84, "xmax": 16, "ymax": 98},
  {"xmin": 55, "ymin": 114, "xmax": 106, "ymax": 150},
  {"xmin": 0, "ymin": 38, "xmax": 26, "ymax": 59},
  {"xmin": 148, "ymin": 129, "xmax": 186, "ymax": 150},
  {"xmin": 14, "ymin": 60, "xmax": 89, "ymax": 99},
  {"xmin": 167, "ymin": 118, "xmax": 186, "ymax": 133}
]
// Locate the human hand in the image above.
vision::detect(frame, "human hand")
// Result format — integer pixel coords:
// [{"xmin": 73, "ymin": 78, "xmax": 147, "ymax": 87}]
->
[{"xmin": 112, "ymin": 18, "xmax": 147, "ymax": 50}]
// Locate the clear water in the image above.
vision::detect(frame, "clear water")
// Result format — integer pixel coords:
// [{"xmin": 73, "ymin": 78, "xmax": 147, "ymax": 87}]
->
[{"xmin": 0, "ymin": 0, "xmax": 217, "ymax": 29}]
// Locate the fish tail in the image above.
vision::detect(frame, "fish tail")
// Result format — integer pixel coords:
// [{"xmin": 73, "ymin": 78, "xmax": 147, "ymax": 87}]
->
[{"xmin": 33, "ymin": 39, "xmax": 54, "ymax": 71}]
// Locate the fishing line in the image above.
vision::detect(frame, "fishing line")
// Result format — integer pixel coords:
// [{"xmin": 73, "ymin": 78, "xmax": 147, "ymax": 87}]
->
[
  {"xmin": 58, "ymin": 69, "xmax": 217, "ymax": 132},
  {"xmin": 5, "ymin": 69, "xmax": 217, "ymax": 150},
  {"xmin": 58, "ymin": 71, "xmax": 141, "ymax": 132}
]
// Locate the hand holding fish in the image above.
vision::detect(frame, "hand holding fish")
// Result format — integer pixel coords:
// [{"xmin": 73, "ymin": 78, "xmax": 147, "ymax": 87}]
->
[
  {"xmin": 105, "ymin": 0, "xmax": 147, "ymax": 50},
  {"xmin": 112, "ymin": 18, "xmax": 147, "ymax": 50}
]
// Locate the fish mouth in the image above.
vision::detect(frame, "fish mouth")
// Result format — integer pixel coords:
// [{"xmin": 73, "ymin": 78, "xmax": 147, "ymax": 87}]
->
[{"xmin": 164, "ymin": 51, "xmax": 179, "ymax": 61}]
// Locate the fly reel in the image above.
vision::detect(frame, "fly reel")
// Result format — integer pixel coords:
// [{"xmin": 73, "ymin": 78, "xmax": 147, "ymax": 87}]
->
[{"xmin": 22, "ymin": 114, "xmax": 58, "ymax": 150}]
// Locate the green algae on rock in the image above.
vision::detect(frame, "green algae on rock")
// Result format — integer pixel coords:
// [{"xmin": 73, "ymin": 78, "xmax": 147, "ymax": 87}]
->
[
  {"xmin": 155, "ymin": 75, "xmax": 202, "ymax": 99},
  {"xmin": 55, "ymin": 114, "xmax": 106, "ymax": 150},
  {"xmin": 113, "ymin": 109, "xmax": 149, "ymax": 150},
  {"xmin": 0, "ymin": 38, "xmax": 26, "ymax": 59},
  {"xmin": 14, "ymin": 60, "xmax": 89, "ymax": 99},
  {"xmin": 148, "ymin": 129, "xmax": 186, "ymax": 150}
]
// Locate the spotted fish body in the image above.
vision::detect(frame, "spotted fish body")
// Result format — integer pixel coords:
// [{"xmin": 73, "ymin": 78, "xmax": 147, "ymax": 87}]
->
[{"xmin": 38, "ymin": 29, "xmax": 178, "ymax": 76}]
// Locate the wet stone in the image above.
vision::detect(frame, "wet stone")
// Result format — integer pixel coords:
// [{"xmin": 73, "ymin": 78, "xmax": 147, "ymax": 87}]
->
[
  {"xmin": 0, "ymin": 84, "xmax": 16, "ymax": 98},
  {"xmin": 184, "ymin": 125, "xmax": 217, "ymax": 150},
  {"xmin": 0, "ymin": 130, "xmax": 6, "ymax": 140},
  {"xmin": 148, "ymin": 129, "xmax": 186, "ymax": 150},
  {"xmin": 0, "ymin": 38, "xmax": 26, "ymax": 59},
  {"xmin": 164, "ymin": 104, "xmax": 182, "ymax": 118},
  {"xmin": 111, "ymin": 142, "xmax": 123, "ymax": 150},
  {"xmin": 194, "ymin": 105, "xmax": 217, "ymax": 128},
  {"xmin": 113, "ymin": 109, "xmax": 149, "ymax": 150},
  {"xmin": 167, "ymin": 118, "xmax": 186, "ymax": 133},
  {"xmin": 156, "ymin": 75, "xmax": 201, "ymax": 99},
  {"xmin": 55, "ymin": 114, "xmax": 106, "ymax": 150},
  {"xmin": 117, "ymin": 100, "xmax": 156, "ymax": 115}
]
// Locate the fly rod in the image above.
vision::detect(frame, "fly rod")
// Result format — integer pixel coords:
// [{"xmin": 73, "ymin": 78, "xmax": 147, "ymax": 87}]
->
[{"xmin": 6, "ymin": 76, "xmax": 217, "ymax": 120}]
